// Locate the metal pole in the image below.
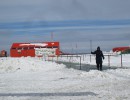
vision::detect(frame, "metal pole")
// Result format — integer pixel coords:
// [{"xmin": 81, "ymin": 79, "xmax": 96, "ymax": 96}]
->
[
  {"xmin": 108, "ymin": 55, "xmax": 110, "ymax": 67},
  {"xmin": 90, "ymin": 40, "xmax": 92, "ymax": 52},
  {"xmin": 80, "ymin": 56, "xmax": 81, "ymax": 70},
  {"xmin": 90, "ymin": 55, "xmax": 91, "ymax": 62},
  {"xmin": 69, "ymin": 56, "xmax": 71, "ymax": 67},
  {"xmin": 51, "ymin": 32, "xmax": 53, "ymax": 41},
  {"xmin": 121, "ymin": 52, "xmax": 123, "ymax": 67},
  {"xmin": 76, "ymin": 43, "xmax": 77, "ymax": 56},
  {"xmin": 90, "ymin": 40, "xmax": 92, "ymax": 63},
  {"xmin": 83, "ymin": 54, "xmax": 84, "ymax": 61},
  {"xmin": 57, "ymin": 56, "xmax": 58, "ymax": 63}
]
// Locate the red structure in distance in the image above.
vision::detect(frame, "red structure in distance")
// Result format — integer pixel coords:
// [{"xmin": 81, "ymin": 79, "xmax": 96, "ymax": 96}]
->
[
  {"xmin": 112, "ymin": 47, "xmax": 130, "ymax": 52},
  {"xmin": 10, "ymin": 42, "xmax": 60, "ymax": 57}
]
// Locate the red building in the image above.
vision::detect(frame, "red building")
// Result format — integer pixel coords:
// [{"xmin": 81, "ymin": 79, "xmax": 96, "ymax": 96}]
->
[
  {"xmin": 0, "ymin": 50, "xmax": 7, "ymax": 57},
  {"xmin": 10, "ymin": 42, "xmax": 60, "ymax": 57},
  {"xmin": 113, "ymin": 47, "xmax": 130, "ymax": 52}
]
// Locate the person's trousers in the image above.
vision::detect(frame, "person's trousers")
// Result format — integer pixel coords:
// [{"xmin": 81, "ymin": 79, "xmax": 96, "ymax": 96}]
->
[{"xmin": 96, "ymin": 63, "xmax": 102, "ymax": 71}]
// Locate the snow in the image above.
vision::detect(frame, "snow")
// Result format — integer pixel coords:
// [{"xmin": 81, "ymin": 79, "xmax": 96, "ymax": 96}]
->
[
  {"xmin": 0, "ymin": 54, "xmax": 130, "ymax": 100},
  {"xmin": 20, "ymin": 43, "xmax": 48, "ymax": 47}
]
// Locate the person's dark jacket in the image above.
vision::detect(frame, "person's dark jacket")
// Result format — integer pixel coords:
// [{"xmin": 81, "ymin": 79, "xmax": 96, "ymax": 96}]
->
[{"xmin": 91, "ymin": 47, "xmax": 104, "ymax": 63}]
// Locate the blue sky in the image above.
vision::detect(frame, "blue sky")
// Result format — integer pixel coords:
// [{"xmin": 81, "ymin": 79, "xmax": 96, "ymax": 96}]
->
[{"xmin": 0, "ymin": 0, "xmax": 130, "ymax": 53}]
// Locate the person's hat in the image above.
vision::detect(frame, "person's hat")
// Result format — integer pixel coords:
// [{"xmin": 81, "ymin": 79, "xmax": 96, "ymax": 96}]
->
[{"xmin": 97, "ymin": 46, "xmax": 100, "ymax": 50}]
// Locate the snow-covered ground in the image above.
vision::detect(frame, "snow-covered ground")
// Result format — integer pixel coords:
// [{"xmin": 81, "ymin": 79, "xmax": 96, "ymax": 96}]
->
[{"xmin": 0, "ymin": 54, "xmax": 130, "ymax": 100}]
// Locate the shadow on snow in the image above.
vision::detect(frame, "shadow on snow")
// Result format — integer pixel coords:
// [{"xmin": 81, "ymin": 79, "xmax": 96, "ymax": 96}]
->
[
  {"xmin": 57, "ymin": 61, "xmax": 129, "ymax": 72},
  {"xmin": 0, "ymin": 92, "xmax": 97, "ymax": 97}
]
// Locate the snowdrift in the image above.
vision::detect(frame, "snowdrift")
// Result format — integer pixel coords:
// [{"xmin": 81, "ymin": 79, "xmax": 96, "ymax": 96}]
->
[
  {"xmin": 0, "ymin": 57, "xmax": 129, "ymax": 80},
  {"xmin": 0, "ymin": 57, "xmax": 65, "ymax": 73}
]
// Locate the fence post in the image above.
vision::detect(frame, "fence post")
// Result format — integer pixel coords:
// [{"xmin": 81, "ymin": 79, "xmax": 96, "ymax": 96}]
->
[
  {"xmin": 57, "ymin": 56, "xmax": 58, "ymax": 63},
  {"xmin": 90, "ymin": 55, "xmax": 91, "ymax": 62},
  {"xmin": 108, "ymin": 55, "xmax": 110, "ymax": 67},
  {"xmin": 69, "ymin": 56, "xmax": 71, "ymax": 67},
  {"xmin": 80, "ymin": 56, "xmax": 81, "ymax": 70},
  {"xmin": 121, "ymin": 53, "xmax": 123, "ymax": 67}
]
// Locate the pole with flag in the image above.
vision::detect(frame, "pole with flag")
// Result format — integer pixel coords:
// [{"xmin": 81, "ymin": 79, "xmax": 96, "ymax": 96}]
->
[
  {"xmin": 90, "ymin": 40, "xmax": 92, "ymax": 62},
  {"xmin": 90, "ymin": 40, "xmax": 92, "ymax": 52},
  {"xmin": 51, "ymin": 32, "xmax": 53, "ymax": 42}
]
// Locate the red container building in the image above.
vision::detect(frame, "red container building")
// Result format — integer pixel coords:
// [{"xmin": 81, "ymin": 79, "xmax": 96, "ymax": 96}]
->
[
  {"xmin": 10, "ymin": 42, "xmax": 60, "ymax": 57},
  {"xmin": 113, "ymin": 47, "xmax": 130, "ymax": 52}
]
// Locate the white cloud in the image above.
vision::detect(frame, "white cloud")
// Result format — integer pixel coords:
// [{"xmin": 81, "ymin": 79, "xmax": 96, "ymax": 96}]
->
[{"xmin": 0, "ymin": 0, "xmax": 130, "ymax": 22}]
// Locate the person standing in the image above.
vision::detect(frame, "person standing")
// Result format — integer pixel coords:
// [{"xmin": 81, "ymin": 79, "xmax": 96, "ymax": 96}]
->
[{"xmin": 91, "ymin": 46, "xmax": 105, "ymax": 71}]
